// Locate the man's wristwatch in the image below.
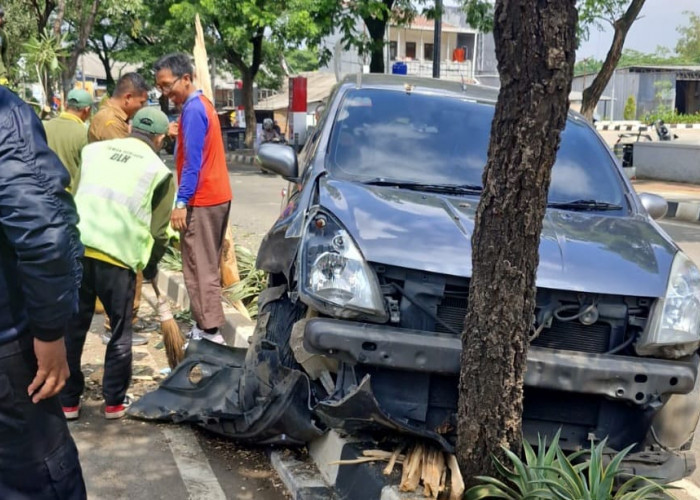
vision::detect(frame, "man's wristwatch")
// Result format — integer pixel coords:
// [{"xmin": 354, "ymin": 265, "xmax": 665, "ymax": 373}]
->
[{"xmin": 176, "ymin": 201, "xmax": 187, "ymax": 209}]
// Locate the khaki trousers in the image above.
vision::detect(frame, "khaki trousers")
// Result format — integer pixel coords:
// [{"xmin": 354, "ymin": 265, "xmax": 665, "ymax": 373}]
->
[{"xmin": 181, "ymin": 202, "xmax": 230, "ymax": 330}]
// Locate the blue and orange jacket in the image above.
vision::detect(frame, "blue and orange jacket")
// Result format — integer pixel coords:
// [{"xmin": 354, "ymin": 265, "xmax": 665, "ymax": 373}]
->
[{"xmin": 176, "ymin": 90, "xmax": 232, "ymax": 207}]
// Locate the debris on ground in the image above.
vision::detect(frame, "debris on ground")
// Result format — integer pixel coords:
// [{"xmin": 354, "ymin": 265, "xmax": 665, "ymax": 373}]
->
[{"xmin": 331, "ymin": 442, "xmax": 465, "ymax": 499}]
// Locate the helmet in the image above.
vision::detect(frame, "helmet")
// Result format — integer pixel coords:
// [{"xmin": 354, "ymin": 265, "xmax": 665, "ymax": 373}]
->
[{"xmin": 263, "ymin": 118, "xmax": 273, "ymax": 131}]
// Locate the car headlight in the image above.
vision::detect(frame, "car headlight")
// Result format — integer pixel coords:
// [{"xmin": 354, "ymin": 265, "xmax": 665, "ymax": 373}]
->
[
  {"xmin": 636, "ymin": 252, "xmax": 700, "ymax": 358},
  {"xmin": 298, "ymin": 210, "xmax": 387, "ymax": 322}
]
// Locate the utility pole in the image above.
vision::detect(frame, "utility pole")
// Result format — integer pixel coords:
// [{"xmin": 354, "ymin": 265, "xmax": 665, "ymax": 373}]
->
[{"xmin": 432, "ymin": 0, "xmax": 442, "ymax": 78}]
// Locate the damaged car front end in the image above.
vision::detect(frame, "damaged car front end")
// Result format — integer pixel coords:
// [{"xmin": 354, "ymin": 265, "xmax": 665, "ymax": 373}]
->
[{"xmin": 131, "ymin": 75, "xmax": 700, "ymax": 482}]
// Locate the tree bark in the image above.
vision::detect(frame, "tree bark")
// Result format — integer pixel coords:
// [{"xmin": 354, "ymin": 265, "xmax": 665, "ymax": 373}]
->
[
  {"xmin": 364, "ymin": 16, "xmax": 387, "ymax": 73},
  {"xmin": 60, "ymin": 0, "xmax": 101, "ymax": 97},
  {"xmin": 580, "ymin": 0, "xmax": 646, "ymax": 121},
  {"xmin": 218, "ymin": 21, "xmax": 263, "ymax": 149},
  {"xmin": 29, "ymin": 0, "xmax": 56, "ymax": 33},
  {"xmin": 456, "ymin": 0, "xmax": 577, "ymax": 485}
]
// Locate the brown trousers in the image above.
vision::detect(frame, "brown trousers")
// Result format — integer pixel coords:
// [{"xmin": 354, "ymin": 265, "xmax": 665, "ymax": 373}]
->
[{"xmin": 182, "ymin": 202, "xmax": 230, "ymax": 330}]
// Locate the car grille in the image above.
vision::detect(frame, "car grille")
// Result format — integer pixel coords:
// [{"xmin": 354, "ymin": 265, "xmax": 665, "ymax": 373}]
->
[{"xmin": 436, "ymin": 296, "xmax": 612, "ymax": 354}]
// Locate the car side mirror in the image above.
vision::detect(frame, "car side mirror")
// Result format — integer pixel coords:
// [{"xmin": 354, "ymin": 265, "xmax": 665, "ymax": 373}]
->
[
  {"xmin": 638, "ymin": 193, "xmax": 668, "ymax": 220},
  {"xmin": 257, "ymin": 143, "xmax": 299, "ymax": 180}
]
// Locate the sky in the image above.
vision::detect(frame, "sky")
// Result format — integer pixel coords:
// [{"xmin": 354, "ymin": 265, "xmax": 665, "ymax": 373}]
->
[{"xmin": 577, "ymin": 0, "xmax": 699, "ymax": 61}]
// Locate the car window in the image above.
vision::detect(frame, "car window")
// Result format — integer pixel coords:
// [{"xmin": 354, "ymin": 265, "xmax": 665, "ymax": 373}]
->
[{"xmin": 326, "ymin": 88, "xmax": 624, "ymax": 205}]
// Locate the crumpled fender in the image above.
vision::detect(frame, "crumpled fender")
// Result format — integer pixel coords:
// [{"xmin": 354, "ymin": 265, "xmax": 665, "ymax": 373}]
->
[{"xmin": 128, "ymin": 338, "xmax": 324, "ymax": 445}]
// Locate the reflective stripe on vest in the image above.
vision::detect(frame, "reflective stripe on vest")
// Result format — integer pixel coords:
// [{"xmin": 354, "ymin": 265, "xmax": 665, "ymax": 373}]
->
[{"xmin": 76, "ymin": 138, "xmax": 170, "ymax": 271}]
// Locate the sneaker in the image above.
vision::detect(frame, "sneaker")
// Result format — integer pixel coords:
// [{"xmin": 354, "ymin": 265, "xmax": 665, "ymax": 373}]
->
[
  {"xmin": 101, "ymin": 331, "xmax": 149, "ymax": 346},
  {"xmin": 104, "ymin": 395, "xmax": 133, "ymax": 420},
  {"xmin": 133, "ymin": 318, "xmax": 159, "ymax": 332},
  {"xmin": 63, "ymin": 403, "xmax": 81, "ymax": 420},
  {"xmin": 186, "ymin": 325, "xmax": 205, "ymax": 341},
  {"xmin": 202, "ymin": 330, "xmax": 226, "ymax": 345}
]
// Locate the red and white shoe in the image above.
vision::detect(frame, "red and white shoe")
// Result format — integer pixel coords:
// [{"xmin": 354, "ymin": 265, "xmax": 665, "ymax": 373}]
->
[{"xmin": 104, "ymin": 395, "xmax": 133, "ymax": 420}]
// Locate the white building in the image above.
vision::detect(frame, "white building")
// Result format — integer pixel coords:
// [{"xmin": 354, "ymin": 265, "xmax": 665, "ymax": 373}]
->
[{"xmin": 321, "ymin": 6, "xmax": 498, "ymax": 85}]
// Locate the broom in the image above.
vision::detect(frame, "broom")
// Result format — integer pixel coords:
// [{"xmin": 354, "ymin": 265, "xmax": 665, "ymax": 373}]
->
[{"xmin": 151, "ymin": 278, "xmax": 185, "ymax": 368}]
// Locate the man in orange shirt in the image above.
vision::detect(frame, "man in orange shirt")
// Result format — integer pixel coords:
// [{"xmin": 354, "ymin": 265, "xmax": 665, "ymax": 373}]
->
[{"xmin": 155, "ymin": 53, "xmax": 232, "ymax": 344}]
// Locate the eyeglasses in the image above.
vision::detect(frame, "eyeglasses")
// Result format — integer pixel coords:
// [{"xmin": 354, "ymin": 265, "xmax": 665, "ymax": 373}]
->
[{"xmin": 156, "ymin": 76, "xmax": 182, "ymax": 94}]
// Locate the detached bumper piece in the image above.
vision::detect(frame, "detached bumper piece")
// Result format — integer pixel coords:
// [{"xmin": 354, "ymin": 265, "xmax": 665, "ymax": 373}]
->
[
  {"xmin": 304, "ymin": 318, "xmax": 698, "ymax": 405},
  {"xmin": 128, "ymin": 338, "xmax": 323, "ymax": 445}
]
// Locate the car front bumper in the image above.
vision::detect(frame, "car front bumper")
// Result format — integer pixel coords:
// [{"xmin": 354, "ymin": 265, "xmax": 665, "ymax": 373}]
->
[{"xmin": 304, "ymin": 318, "xmax": 699, "ymax": 406}]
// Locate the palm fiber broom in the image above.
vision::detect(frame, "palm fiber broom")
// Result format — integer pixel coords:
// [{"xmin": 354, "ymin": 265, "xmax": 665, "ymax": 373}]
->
[{"xmin": 151, "ymin": 279, "xmax": 185, "ymax": 368}]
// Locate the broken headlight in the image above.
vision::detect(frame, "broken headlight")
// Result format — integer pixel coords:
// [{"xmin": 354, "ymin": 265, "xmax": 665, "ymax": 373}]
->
[
  {"xmin": 636, "ymin": 252, "xmax": 700, "ymax": 358},
  {"xmin": 298, "ymin": 210, "xmax": 387, "ymax": 322}
]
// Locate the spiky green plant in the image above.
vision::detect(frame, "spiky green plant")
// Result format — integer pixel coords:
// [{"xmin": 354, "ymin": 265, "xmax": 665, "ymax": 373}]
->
[
  {"xmin": 223, "ymin": 245, "xmax": 267, "ymax": 319},
  {"xmin": 466, "ymin": 433, "xmax": 671, "ymax": 500}
]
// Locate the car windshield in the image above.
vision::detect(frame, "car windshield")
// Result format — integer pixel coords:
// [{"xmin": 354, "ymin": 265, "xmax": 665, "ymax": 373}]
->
[{"xmin": 326, "ymin": 88, "xmax": 625, "ymax": 205}]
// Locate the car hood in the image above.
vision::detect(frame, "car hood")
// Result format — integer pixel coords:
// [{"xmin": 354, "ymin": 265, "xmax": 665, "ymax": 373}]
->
[{"xmin": 318, "ymin": 178, "xmax": 677, "ymax": 297}]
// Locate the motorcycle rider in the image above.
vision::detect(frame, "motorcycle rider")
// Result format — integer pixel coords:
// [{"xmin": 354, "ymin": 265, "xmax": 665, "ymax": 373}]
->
[{"xmin": 260, "ymin": 118, "xmax": 283, "ymax": 144}]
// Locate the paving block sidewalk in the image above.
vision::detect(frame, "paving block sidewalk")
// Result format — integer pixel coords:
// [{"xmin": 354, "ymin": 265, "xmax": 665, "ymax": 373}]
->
[{"xmin": 632, "ymin": 179, "xmax": 700, "ymax": 224}]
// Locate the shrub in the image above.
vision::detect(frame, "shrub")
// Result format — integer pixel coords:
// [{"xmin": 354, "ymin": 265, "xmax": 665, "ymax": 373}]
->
[
  {"xmin": 465, "ymin": 431, "xmax": 671, "ymax": 500},
  {"xmin": 623, "ymin": 96, "xmax": 637, "ymax": 120}
]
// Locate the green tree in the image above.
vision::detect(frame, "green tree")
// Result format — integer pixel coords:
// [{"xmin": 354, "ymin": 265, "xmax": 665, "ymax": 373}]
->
[
  {"xmin": 164, "ymin": 0, "xmax": 327, "ymax": 147},
  {"xmin": 463, "ymin": 0, "xmax": 648, "ymax": 122},
  {"xmin": 676, "ymin": 11, "xmax": 700, "ymax": 63},
  {"xmin": 623, "ymin": 94, "xmax": 636, "ymax": 119},
  {"xmin": 54, "ymin": 0, "xmax": 102, "ymax": 97},
  {"xmin": 457, "ymin": 0, "xmax": 576, "ymax": 483},
  {"xmin": 22, "ymin": 29, "xmax": 66, "ymax": 104},
  {"xmin": 86, "ymin": 0, "xmax": 144, "ymax": 94},
  {"xmin": 314, "ymin": 0, "xmax": 422, "ymax": 74}
]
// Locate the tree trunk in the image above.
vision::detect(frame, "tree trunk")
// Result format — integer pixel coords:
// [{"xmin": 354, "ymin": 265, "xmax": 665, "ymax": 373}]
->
[
  {"xmin": 365, "ymin": 16, "xmax": 388, "ymax": 73},
  {"xmin": 580, "ymin": 0, "xmax": 645, "ymax": 121},
  {"xmin": 60, "ymin": 0, "xmax": 101, "ymax": 97},
  {"xmin": 456, "ymin": 0, "xmax": 577, "ymax": 485},
  {"xmin": 241, "ymin": 69, "xmax": 256, "ymax": 148}
]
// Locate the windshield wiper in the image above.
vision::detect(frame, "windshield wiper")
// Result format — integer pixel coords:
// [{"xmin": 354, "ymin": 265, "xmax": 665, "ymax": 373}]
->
[
  {"xmin": 363, "ymin": 179, "xmax": 482, "ymax": 195},
  {"xmin": 547, "ymin": 199, "xmax": 623, "ymax": 211}
]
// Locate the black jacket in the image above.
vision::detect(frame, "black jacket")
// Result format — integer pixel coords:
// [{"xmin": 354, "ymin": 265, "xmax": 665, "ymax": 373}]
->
[{"xmin": 0, "ymin": 87, "xmax": 83, "ymax": 345}]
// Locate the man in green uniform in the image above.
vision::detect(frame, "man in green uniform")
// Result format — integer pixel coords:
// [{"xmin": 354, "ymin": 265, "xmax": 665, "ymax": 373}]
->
[
  {"xmin": 60, "ymin": 107, "xmax": 176, "ymax": 420},
  {"xmin": 0, "ymin": 7, "xmax": 9, "ymax": 85},
  {"xmin": 43, "ymin": 88, "xmax": 92, "ymax": 193}
]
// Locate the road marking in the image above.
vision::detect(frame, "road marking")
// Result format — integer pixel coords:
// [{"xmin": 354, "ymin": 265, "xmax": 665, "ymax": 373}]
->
[
  {"xmin": 672, "ymin": 479, "xmax": 700, "ymax": 499},
  {"xmin": 163, "ymin": 426, "xmax": 226, "ymax": 500}
]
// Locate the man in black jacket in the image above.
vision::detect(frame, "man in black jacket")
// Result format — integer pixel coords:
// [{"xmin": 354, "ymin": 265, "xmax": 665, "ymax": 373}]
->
[{"xmin": 0, "ymin": 87, "xmax": 87, "ymax": 498}]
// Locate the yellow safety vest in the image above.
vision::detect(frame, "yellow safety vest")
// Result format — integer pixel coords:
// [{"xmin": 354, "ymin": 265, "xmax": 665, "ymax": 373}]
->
[{"xmin": 75, "ymin": 137, "xmax": 171, "ymax": 272}]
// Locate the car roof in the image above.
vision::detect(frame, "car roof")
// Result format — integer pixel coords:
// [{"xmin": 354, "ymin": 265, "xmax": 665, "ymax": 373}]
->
[
  {"xmin": 338, "ymin": 73, "xmax": 588, "ymax": 122},
  {"xmin": 338, "ymin": 73, "xmax": 500, "ymax": 103}
]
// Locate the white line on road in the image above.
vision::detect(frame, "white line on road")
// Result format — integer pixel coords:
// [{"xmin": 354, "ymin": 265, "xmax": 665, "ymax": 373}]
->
[
  {"xmin": 162, "ymin": 426, "xmax": 226, "ymax": 500},
  {"xmin": 672, "ymin": 479, "xmax": 700, "ymax": 499}
]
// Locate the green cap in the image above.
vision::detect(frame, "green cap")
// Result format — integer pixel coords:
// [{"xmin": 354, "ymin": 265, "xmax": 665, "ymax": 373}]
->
[
  {"xmin": 132, "ymin": 107, "xmax": 169, "ymax": 135},
  {"xmin": 66, "ymin": 89, "xmax": 93, "ymax": 109}
]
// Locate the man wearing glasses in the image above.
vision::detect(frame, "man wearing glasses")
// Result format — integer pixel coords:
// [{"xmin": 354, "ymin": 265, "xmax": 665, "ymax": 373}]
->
[{"xmin": 154, "ymin": 52, "xmax": 232, "ymax": 345}]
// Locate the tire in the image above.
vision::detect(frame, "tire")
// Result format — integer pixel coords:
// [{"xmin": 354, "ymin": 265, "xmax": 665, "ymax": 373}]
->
[{"xmin": 257, "ymin": 293, "xmax": 307, "ymax": 369}]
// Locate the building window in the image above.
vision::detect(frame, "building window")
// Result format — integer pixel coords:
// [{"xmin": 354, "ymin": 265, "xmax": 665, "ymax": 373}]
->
[
  {"xmin": 424, "ymin": 43, "xmax": 434, "ymax": 61},
  {"xmin": 405, "ymin": 42, "xmax": 416, "ymax": 60},
  {"xmin": 390, "ymin": 41, "xmax": 397, "ymax": 61}
]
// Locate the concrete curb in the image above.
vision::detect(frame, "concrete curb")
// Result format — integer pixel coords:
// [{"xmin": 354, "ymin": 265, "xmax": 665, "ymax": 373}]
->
[
  {"xmin": 156, "ymin": 268, "xmax": 255, "ymax": 348},
  {"xmin": 270, "ymin": 430, "xmax": 422, "ymax": 500},
  {"xmin": 596, "ymin": 123, "xmax": 700, "ymax": 132},
  {"xmin": 665, "ymin": 200, "xmax": 700, "ymax": 224},
  {"xmin": 226, "ymin": 152, "xmax": 256, "ymax": 165}
]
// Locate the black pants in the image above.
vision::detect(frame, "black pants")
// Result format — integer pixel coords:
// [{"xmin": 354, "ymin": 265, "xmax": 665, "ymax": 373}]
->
[
  {"xmin": 0, "ymin": 335, "xmax": 87, "ymax": 499},
  {"xmin": 61, "ymin": 257, "xmax": 136, "ymax": 407}
]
